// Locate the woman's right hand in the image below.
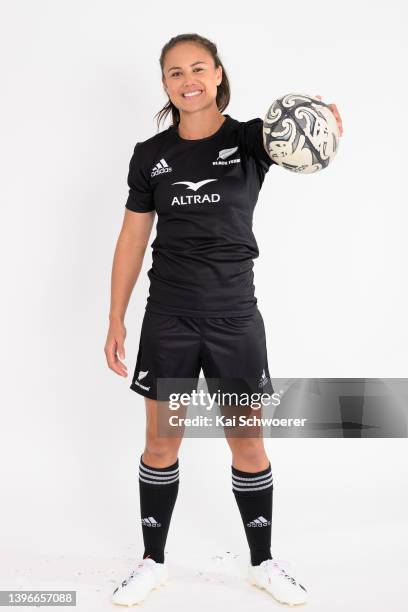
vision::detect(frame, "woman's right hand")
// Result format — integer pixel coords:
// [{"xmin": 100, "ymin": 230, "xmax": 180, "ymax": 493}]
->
[{"xmin": 104, "ymin": 319, "xmax": 128, "ymax": 377}]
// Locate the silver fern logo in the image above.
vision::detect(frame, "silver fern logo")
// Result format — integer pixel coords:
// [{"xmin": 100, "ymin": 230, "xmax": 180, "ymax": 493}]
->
[
  {"xmin": 134, "ymin": 369, "xmax": 150, "ymax": 391},
  {"xmin": 218, "ymin": 146, "xmax": 238, "ymax": 159},
  {"xmin": 213, "ymin": 146, "xmax": 240, "ymax": 166}
]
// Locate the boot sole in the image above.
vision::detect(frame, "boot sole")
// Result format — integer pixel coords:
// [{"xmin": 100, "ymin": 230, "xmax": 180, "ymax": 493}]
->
[
  {"xmin": 249, "ymin": 580, "xmax": 308, "ymax": 607},
  {"xmin": 112, "ymin": 580, "xmax": 168, "ymax": 606}
]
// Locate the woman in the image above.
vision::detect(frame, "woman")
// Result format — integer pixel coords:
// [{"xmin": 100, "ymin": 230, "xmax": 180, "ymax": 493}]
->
[{"xmin": 105, "ymin": 33, "xmax": 343, "ymax": 607}]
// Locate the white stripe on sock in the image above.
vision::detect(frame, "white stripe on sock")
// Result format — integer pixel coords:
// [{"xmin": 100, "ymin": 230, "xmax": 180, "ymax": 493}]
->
[
  {"xmin": 232, "ymin": 480, "xmax": 273, "ymax": 492},
  {"xmin": 232, "ymin": 475, "xmax": 273, "ymax": 488},
  {"xmin": 139, "ymin": 463, "xmax": 179, "ymax": 476},
  {"xmin": 139, "ymin": 474, "xmax": 179, "ymax": 485}
]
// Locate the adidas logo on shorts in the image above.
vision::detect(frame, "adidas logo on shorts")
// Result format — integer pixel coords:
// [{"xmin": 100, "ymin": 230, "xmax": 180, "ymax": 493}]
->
[
  {"xmin": 247, "ymin": 515, "xmax": 271, "ymax": 527},
  {"xmin": 151, "ymin": 158, "xmax": 172, "ymax": 177},
  {"xmin": 141, "ymin": 516, "xmax": 161, "ymax": 527},
  {"xmin": 258, "ymin": 369, "xmax": 269, "ymax": 388}
]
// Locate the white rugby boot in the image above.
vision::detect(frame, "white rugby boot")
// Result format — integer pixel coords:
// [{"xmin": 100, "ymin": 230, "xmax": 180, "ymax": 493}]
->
[
  {"xmin": 248, "ymin": 557, "xmax": 308, "ymax": 606},
  {"xmin": 112, "ymin": 557, "xmax": 168, "ymax": 606}
]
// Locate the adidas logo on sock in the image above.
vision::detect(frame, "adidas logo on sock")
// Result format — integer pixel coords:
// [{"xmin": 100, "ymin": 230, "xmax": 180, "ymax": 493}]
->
[
  {"xmin": 151, "ymin": 158, "xmax": 172, "ymax": 177},
  {"xmin": 141, "ymin": 516, "xmax": 162, "ymax": 527},
  {"xmin": 246, "ymin": 515, "xmax": 271, "ymax": 527}
]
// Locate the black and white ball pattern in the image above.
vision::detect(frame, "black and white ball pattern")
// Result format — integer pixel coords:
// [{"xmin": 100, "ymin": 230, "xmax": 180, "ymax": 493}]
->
[{"xmin": 263, "ymin": 93, "xmax": 340, "ymax": 174}]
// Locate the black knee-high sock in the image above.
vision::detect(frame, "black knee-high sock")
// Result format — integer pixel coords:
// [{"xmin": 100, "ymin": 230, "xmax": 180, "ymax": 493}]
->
[
  {"xmin": 231, "ymin": 462, "xmax": 273, "ymax": 566},
  {"xmin": 139, "ymin": 454, "xmax": 179, "ymax": 564}
]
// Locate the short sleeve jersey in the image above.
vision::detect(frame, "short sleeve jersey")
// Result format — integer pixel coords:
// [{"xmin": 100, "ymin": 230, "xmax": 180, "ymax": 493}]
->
[{"xmin": 125, "ymin": 114, "xmax": 276, "ymax": 317}]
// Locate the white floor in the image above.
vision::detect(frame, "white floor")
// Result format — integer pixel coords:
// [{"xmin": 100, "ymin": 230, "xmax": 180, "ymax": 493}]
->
[{"xmin": 2, "ymin": 521, "xmax": 408, "ymax": 612}]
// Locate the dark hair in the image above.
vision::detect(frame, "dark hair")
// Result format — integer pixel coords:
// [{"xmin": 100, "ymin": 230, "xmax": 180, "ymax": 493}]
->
[{"xmin": 154, "ymin": 33, "xmax": 231, "ymax": 132}]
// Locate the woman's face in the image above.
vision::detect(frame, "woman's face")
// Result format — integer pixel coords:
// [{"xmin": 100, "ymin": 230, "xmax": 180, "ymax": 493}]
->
[{"xmin": 162, "ymin": 42, "xmax": 222, "ymax": 113}]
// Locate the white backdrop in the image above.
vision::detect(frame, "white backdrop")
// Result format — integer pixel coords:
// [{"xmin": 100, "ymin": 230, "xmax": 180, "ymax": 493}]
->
[{"xmin": 0, "ymin": 1, "xmax": 407, "ymax": 610}]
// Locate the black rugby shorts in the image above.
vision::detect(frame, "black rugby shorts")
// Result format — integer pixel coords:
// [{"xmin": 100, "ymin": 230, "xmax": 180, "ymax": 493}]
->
[{"xmin": 129, "ymin": 307, "xmax": 274, "ymax": 401}]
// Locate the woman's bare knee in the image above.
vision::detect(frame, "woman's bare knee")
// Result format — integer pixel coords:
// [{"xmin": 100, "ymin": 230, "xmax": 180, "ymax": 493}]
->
[
  {"xmin": 227, "ymin": 437, "xmax": 265, "ymax": 459},
  {"xmin": 143, "ymin": 398, "xmax": 183, "ymax": 466},
  {"xmin": 226, "ymin": 437, "xmax": 269, "ymax": 472},
  {"xmin": 143, "ymin": 444, "xmax": 180, "ymax": 467}
]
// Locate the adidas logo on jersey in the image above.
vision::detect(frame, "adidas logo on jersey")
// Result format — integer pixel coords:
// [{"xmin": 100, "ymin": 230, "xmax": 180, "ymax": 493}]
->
[
  {"xmin": 141, "ymin": 516, "xmax": 161, "ymax": 527},
  {"xmin": 247, "ymin": 515, "xmax": 271, "ymax": 527},
  {"xmin": 213, "ymin": 146, "xmax": 240, "ymax": 166},
  {"xmin": 151, "ymin": 158, "xmax": 172, "ymax": 177},
  {"xmin": 258, "ymin": 369, "xmax": 269, "ymax": 388},
  {"xmin": 134, "ymin": 369, "xmax": 151, "ymax": 391}
]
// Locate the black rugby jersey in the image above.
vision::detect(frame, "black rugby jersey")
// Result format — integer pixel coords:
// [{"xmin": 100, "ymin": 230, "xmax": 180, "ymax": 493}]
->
[{"xmin": 125, "ymin": 113, "xmax": 276, "ymax": 317}]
